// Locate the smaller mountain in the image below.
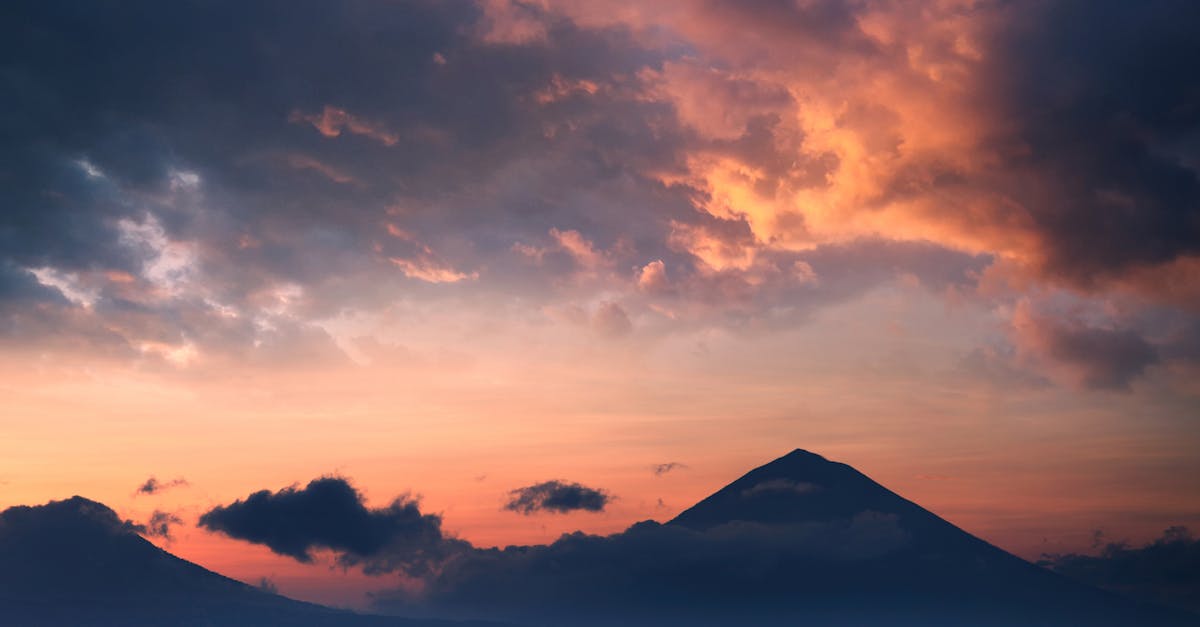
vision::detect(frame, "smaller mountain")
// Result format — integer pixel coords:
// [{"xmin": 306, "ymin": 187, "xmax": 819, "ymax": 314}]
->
[{"xmin": 0, "ymin": 496, "xmax": 500, "ymax": 627}]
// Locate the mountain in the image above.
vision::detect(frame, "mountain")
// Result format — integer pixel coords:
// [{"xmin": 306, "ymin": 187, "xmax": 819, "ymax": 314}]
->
[
  {"xmin": 658, "ymin": 449, "xmax": 1199, "ymax": 626},
  {"xmin": 3, "ymin": 452, "xmax": 1197, "ymax": 626},
  {"xmin": 395, "ymin": 449, "xmax": 1199, "ymax": 626},
  {"xmin": 0, "ymin": 496, "xmax": 500, "ymax": 627}
]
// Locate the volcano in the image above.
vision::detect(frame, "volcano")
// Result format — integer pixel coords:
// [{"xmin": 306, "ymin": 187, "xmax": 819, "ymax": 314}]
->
[
  {"xmin": 396, "ymin": 449, "xmax": 1198, "ymax": 626},
  {"xmin": 654, "ymin": 449, "xmax": 1198, "ymax": 626}
]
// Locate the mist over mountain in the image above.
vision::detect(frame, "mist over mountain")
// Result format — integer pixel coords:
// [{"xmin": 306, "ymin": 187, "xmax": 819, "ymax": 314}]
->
[{"xmin": 2, "ymin": 451, "xmax": 1195, "ymax": 626}]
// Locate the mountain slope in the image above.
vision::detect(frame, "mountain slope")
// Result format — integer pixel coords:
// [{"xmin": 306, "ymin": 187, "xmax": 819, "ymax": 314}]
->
[
  {"xmin": 0, "ymin": 496, "xmax": 499, "ymax": 627},
  {"xmin": 662, "ymin": 449, "xmax": 1197, "ymax": 626},
  {"xmin": 379, "ymin": 449, "xmax": 1198, "ymax": 626}
]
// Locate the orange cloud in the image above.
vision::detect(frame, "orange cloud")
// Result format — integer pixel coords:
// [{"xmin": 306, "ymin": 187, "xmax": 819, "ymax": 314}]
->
[
  {"xmin": 290, "ymin": 106, "xmax": 400, "ymax": 147},
  {"xmin": 389, "ymin": 257, "xmax": 478, "ymax": 284}
]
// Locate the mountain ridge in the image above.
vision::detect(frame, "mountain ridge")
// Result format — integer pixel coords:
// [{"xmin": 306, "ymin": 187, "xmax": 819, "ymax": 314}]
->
[{"xmin": 2, "ymin": 450, "xmax": 1196, "ymax": 626}]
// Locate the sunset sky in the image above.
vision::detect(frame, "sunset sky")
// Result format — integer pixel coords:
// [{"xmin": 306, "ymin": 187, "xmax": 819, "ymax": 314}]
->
[{"xmin": 3, "ymin": 0, "xmax": 1199, "ymax": 609}]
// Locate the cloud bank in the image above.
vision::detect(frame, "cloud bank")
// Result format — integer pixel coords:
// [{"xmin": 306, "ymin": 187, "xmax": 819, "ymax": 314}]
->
[
  {"xmin": 1041, "ymin": 526, "xmax": 1200, "ymax": 614},
  {"xmin": 2, "ymin": 0, "xmax": 1196, "ymax": 390}
]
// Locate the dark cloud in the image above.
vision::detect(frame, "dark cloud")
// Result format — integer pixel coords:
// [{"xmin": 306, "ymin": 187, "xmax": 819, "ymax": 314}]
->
[
  {"xmin": 652, "ymin": 462, "xmax": 686, "ymax": 476},
  {"xmin": 0, "ymin": 0, "xmax": 687, "ymax": 353},
  {"xmin": 1040, "ymin": 526, "xmax": 1200, "ymax": 614},
  {"xmin": 980, "ymin": 0, "xmax": 1200, "ymax": 284},
  {"xmin": 138, "ymin": 510, "xmax": 184, "ymax": 541},
  {"xmin": 374, "ymin": 513, "xmax": 911, "ymax": 625},
  {"xmin": 136, "ymin": 476, "xmax": 188, "ymax": 495},
  {"xmin": 198, "ymin": 477, "xmax": 465, "ymax": 575},
  {"xmin": 1014, "ymin": 306, "xmax": 1161, "ymax": 391},
  {"xmin": 256, "ymin": 577, "xmax": 279, "ymax": 595},
  {"xmin": 504, "ymin": 480, "xmax": 611, "ymax": 515},
  {"xmin": 0, "ymin": 0, "xmax": 1017, "ymax": 364},
  {"xmin": 0, "ymin": 496, "xmax": 143, "ymax": 540}
]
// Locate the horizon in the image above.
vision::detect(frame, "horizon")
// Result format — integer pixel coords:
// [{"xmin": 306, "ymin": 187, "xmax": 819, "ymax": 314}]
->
[{"xmin": 3, "ymin": 0, "xmax": 1199, "ymax": 620}]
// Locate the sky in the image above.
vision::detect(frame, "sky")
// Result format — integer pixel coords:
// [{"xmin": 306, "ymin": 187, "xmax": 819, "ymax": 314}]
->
[{"xmin": 2, "ymin": 0, "xmax": 1199, "ymax": 610}]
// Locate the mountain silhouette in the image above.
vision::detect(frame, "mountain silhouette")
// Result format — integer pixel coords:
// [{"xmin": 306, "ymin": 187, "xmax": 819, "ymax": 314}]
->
[
  {"xmin": 3, "ymin": 452, "xmax": 1197, "ymax": 626},
  {"xmin": 392, "ymin": 449, "xmax": 1199, "ymax": 626},
  {"xmin": 0, "ymin": 496, "xmax": 500, "ymax": 627},
  {"xmin": 657, "ymin": 449, "xmax": 1198, "ymax": 626}
]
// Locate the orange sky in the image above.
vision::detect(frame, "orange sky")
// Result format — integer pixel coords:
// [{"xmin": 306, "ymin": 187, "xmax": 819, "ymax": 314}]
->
[{"xmin": 2, "ymin": 0, "xmax": 1199, "ymax": 610}]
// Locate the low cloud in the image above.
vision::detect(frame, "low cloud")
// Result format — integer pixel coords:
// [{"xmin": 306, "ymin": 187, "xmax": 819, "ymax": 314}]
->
[
  {"xmin": 198, "ymin": 477, "xmax": 465, "ymax": 575},
  {"xmin": 375, "ymin": 512, "xmax": 909, "ymax": 625},
  {"xmin": 504, "ymin": 480, "xmax": 611, "ymax": 515},
  {"xmin": 1040, "ymin": 526, "xmax": 1200, "ymax": 614},
  {"xmin": 741, "ymin": 479, "xmax": 819, "ymax": 498},
  {"xmin": 138, "ymin": 510, "xmax": 184, "ymax": 541},
  {"xmin": 256, "ymin": 577, "xmax": 279, "ymax": 595}
]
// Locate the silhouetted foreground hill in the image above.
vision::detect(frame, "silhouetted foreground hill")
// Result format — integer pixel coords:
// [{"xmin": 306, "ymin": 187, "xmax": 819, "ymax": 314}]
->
[{"xmin": 0, "ymin": 496, "xmax": 499, "ymax": 627}]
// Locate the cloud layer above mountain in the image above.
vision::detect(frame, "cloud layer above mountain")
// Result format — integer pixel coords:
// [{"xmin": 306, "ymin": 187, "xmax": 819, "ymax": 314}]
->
[{"xmin": 2, "ymin": 0, "xmax": 1197, "ymax": 391}]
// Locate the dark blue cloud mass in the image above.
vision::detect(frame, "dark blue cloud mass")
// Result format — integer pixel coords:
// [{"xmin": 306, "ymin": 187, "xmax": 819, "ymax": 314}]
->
[
  {"xmin": 1040, "ymin": 526, "xmax": 1200, "ymax": 615},
  {"xmin": 198, "ymin": 477, "xmax": 467, "ymax": 575}
]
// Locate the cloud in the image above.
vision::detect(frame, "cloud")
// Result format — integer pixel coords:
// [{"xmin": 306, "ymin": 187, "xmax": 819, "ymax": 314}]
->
[
  {"xmin": 636, "ymin": 260, "xmax": 669, "ymax": 294},
  {"xmin": 198, "ymin": 477, "xmax": 465, "ymax": 575},
  {"xmin": 1, "ymin": 0, "xmax": 1196, "ymax": 400},
  {"xmin": 138, "ymin": 510, "xmax": 184, "ymax": 541},
  {"xmin": 976, "ymin": 1, "xmax": 1200, "ymax": 285},
  {"xmin": 652, "ymin": 462, "xmax": 686, "ymax": 476},
  {"xmin": 1013, "ymin": 302, "xmax": 1160, "ymax": 391},
  {"xmin": 256, "ymin": 577, "xmax": 279, "ymax": 595},
  {"xmin": 1040, "ymin": 526, "xmax": 1200, "ymax": 614},
  {"xmin": 375, "ymin": 512, "xmax": 910, "ymax": 625},
  {"xmin": 504, "ymin": 480, "xmax": 612, "ymax": 514},
  {"xmin": 741, "ymin": 479, "xmax": 819, "ymax": 498},
  {"xmin": 591, "ymin": 302, "xmax": 633, "ymax": 338},
  {"xmin": 289, "ymin": 105, "xmax": 400, "ymax": 146},
  {"xmin": 136, "ymin": 476, "xmax": 188, "ymax": 496},
  {"xmin": 0, "ymin": 496, "xmax": 143, "ymax": 540}
]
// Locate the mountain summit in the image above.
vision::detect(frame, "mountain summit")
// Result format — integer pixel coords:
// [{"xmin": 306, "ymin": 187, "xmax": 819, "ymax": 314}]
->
[{"xmin": 672, "ymin": 448, "xmax": 931, "ymax": 528}]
